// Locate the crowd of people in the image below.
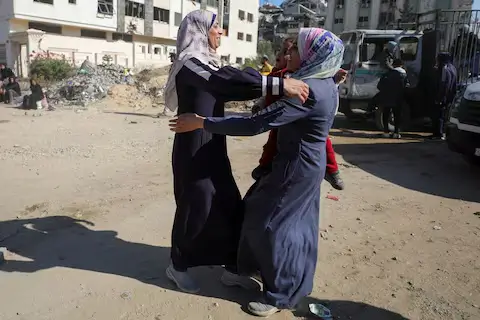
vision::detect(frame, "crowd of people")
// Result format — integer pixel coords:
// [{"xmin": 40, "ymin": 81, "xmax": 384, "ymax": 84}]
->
[
  {"xmin": 374, "ymin": 40, "xmax": 458, "ymax": 140},
  {"xmin": 165, "ymin": 9, "xmax": 346, "ymax": 317}
]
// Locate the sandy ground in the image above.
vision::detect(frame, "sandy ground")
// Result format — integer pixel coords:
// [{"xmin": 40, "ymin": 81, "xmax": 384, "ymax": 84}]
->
[{"xmin": 0, "ymin": 103, "xmax": 479, "ymax": 320}]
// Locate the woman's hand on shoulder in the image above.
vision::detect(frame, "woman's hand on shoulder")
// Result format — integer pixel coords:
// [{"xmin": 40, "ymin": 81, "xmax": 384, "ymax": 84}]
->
[
  {"xmin": 283, "ymin": 78, "xmax": 309, "ymax": 103},
  {"xmin": 169, "ymin": 113, "xmax": 205, "ymax": 133}
]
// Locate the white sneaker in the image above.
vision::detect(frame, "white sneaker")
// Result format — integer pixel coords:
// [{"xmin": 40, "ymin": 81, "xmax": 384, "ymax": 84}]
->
[
  {"xmin": 165, "ymin": 263, "xmax": 200, "ymax": 293},
  {"xmin": 247, "ymin": 301, "xmax": 280, "ymax": 317},
  {"xmin": 220, "ymin": 270, "xmax": 261, "ymax": 291},
  {"xmin": 392, "ymin": 133, "xmax": 402, "ymax": 139}
]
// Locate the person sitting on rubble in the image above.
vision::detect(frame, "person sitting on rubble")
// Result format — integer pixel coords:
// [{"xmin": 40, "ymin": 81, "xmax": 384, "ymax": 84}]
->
[
  {"xmin": 3, "ymin": 77, "xmax": 21, "ymax": 104},
  {"xmin": 23, "ymin": 78, "xmax": 45, "ymax": 110},
  {"xmin": 0, "ymin": 64, "xmax": 15, "ymax": 83}
]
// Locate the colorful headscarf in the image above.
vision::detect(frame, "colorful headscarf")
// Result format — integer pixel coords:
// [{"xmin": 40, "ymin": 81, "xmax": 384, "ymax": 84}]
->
[
  {"xmin": 164, "ymin": 10, "xmax": 220, "ymax": 112},
  {"xmin": 293, "ymin": 28, "xmax": 344, "ymax": 80}
]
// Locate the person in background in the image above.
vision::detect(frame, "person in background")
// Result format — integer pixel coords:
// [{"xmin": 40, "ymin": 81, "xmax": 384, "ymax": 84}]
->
[
  {"xmin": 3, "ymin": 77, "xmax": 21, "ymax": 104},
  {"xmin": 259, "ymin": 55, "xmax": 273, "ymax": 75},
  {"xmin": 377, "ymin": 58, "xmax": 409, "ymax": 139},
  {"xmin": 272, "ymin": 38, "xmax": 294, "ymax": 73},
  {"xmin": 381, "ymin": 41, "xmax": 401, "ymax": 71},
  {"xmin": 429, "ymin": 52, "xmax": 457, "ymax": 140},
  {"xmin": 0, "ymin": 64, "xmax": 15, "ymax": 83},
  {"xmin": 29, "ymin": 78, "xmax": 44, "ymax": 109}
]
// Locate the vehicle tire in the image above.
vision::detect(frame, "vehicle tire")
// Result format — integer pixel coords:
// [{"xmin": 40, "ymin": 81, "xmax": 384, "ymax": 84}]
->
[
  {"xmin": 463, "ymin": 155, "xmax": 480, "ymax": 167},
  {"xmin": 375, "ymin": 103, "xmax": 411, "ymax": 132}
]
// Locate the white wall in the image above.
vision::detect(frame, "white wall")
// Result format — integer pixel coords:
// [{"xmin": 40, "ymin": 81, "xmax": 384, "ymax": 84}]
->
[
  {"xmin": 219, "ymin": 0, "xmax": 258, "ymax": 64},
  {"xmin": 14, "ymin": 0, "xmax": 118, "ymax": 31},
  {"xmin": 0, "ymin": 0, "xmax": 14, "ymax": 43}
]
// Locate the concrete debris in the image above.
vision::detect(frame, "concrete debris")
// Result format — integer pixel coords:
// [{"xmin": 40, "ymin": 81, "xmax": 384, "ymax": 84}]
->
[{"xmin": 47, "ymin": 60, "xmax": 135, "ymax": 107}]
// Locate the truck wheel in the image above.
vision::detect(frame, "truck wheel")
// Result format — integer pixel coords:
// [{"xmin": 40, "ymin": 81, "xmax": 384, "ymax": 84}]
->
[{"xmin": 375, "ymin": 104, "xmax": 411, "ymax": 132}]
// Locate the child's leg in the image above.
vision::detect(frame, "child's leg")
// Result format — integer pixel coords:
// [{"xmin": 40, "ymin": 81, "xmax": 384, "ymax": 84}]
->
[{"xmin": 326, "ymin": 136, "xmax": 339, "ymax": 175}]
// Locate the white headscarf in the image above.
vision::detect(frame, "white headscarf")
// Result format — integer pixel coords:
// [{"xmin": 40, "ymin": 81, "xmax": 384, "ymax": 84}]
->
[{"xmin": 164, "ymin": 10, "xmax": 221, "ymax": 112}]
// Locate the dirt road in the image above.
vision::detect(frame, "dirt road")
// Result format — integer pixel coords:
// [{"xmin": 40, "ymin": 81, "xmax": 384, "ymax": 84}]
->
[{"xmin": 0, "ymin": 105, "xmax": 479, "ymax": 320}]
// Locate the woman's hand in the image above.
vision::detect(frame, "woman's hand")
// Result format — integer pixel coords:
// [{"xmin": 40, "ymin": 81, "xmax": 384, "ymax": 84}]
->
[
  {"xmin": 334, "ymin": 69, "xmax": 348, "ymax": 84},
  {"xmin": 283, "ymin": 78, "xmax": 309, "ymax": 103},
  {"xmin": 169, "ymin": 113, "xmax": 205, "ymax": 133}
]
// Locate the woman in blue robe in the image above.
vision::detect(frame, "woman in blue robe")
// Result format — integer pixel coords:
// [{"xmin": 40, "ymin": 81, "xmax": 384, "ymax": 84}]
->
[
  {"xmin": 164, "ymin": 10, "xmax": 310, "ymax": 294},
  {"xmin": 169, "ymin": 28, "xmax": 344, "ymax": 317}
]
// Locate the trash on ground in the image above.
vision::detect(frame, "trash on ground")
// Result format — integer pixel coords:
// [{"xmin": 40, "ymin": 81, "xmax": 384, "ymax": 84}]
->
[
  {"xmin": 309, "ymin": 303, "xmax": 333, "ymax": 319},
  {"xmin": 433, "ymin": 225, "xmax": 442, "ymax": 230},
  {"xmin": 326, "ymin": 194, "xmax": 339, "ymax": 201}
]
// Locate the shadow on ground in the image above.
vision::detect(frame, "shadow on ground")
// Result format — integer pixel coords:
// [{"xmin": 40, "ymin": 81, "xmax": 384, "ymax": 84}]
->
[
  {"xmin": 0, "ymin": 216, "xmax": 409, "ymax": 318},
  {"xmin": 334, "ymin": 140, "xmax": 480, "ymax": 203}
]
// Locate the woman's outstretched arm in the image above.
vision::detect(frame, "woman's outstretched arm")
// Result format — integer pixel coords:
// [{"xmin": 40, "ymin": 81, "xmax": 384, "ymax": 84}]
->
[
  {"xmin": 170, "ymin": 94, "xmax": 315, "ymax": 136},
  {"xmin": 178, "ymin": 58, "xmax": 309, "ymax": 103}
]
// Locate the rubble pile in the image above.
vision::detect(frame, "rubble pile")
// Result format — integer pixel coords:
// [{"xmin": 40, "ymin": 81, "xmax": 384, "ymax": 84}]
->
[{"xmin": 46, "ymin": 60, "xmax": 135, "ymax": 107}]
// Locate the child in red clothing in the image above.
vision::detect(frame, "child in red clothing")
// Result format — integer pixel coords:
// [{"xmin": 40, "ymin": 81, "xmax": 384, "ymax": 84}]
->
[{"xmin": 251, "ymin": 44, "xmax": 345, "ymax": 190}]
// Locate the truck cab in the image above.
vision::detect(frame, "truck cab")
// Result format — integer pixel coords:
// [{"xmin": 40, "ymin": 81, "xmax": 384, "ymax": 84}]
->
[{"xmin": 338, "ymin": 29, "xmax": 428, "ymax": 130}]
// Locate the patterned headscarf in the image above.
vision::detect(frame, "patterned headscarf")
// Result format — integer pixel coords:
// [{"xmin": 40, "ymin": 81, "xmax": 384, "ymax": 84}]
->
[
  {"xmin": 292, "ymin": 28, "xmax": 344, "ymax": 80},
  {"xmin": 165, "ymin": 10, "xmax": 220, "ymax": 112}
]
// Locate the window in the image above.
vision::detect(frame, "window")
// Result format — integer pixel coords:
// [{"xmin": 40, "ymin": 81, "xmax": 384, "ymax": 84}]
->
[
  {"xmin": 334, "ymin": 18, "xmax": 344, "ymax": 24},
  {"xmin": 379, "ymin": 12, "xmax": 395, "ymax": 25},
  {"xmin": 238, "ymin": 10, "xmax": 245, "ymax": 20},
  {"xmin": 69, "ymin": 0, "xmax": 76, "ymax": 3},
  {"xmin": 28, "ymin": 22, "xmax": 62, "ymax": 34},
  {"xmin": 207, "ymin": 0, "xmax": 218, "ymax": 6},
  {"xmin": 154, "ymin": 7, "xmax": 169, "ymax": 23},
  {"xmin": 237, "ymin": 32, "xmax": 244, "ymax": 40},
  {"xmin": 336, "ymin": 0, "xmax": 344, "ymax": 8},
  {"xmin": 399, "ymin": 37, "xmax": 419, "ymax": 61},
  {"xmin": 141, "ymin": 45, "xmax": 146, "ymax": 54},
  {"xmin": 125, "ymin": 1, "xmax": 145, "ymax": 19},
  {"xmin": 358, "ymin": 16, "xmax": 369, "ymax": 23},
  {"xmin": 247, "ymin": 13, "xmax": 254, "ymax": 22},
  {"xmin": 154, "ymin": 47, "xmax": 161, "ymax": 54},
  {"xmin": 33, "ymin": 0, "xmax": 53, "ymax": 4},
  {"xmin": 174, "ymin": 12, "xmax": 182, "ymax": 26},
  {"xmin": 98, "ymin": 0, "xmax": 114, "ymax": 15},
  {"xmin": 246, "ymin": 34, "xmax": 252, "ymax": 42},
  {"xmin": 236, "ymin": 57, "xmax": 243, "ymax": 64},
  {"xmin": 340, "ymin": 32, "xmax": 357, "ymax": 70},
  {"xmin": 81, "ymin": 29, "xmax": 106, "ymax": 39},
  {"xmin": 360, "ymin": 0, "xmax": 371, "ymax": 7},
  {"xmin": 112, "ymin": 33, "xmax": 133, "ymax": 42},
  {"xmin": 360, "ymin": 37, "xmax": 394, "ymax": 62}
]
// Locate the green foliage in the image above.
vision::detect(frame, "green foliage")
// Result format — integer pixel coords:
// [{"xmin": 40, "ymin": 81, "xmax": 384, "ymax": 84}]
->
[
  {"xmin": 242, "ymin": 40, "xmax": 276, "ymax": 69},
  {"xmin": 29, "ymin": 55, "xmax": 74, "ymax": 83}
]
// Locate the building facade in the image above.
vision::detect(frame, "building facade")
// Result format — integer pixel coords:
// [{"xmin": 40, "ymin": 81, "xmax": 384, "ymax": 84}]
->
[
  {"xmin": 323, "ymin": 0, "xmax": 473, "ymax": 34},
  {"xmin": 0, "ymin": 0, "xmax": 259, "ymax": 77}
]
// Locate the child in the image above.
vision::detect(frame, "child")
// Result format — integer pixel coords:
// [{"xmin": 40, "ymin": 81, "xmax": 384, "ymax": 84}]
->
[
  {"xmin": 251, "ymin": 44, "xmax": 345, "ymax": 190},
  {"xmin": 377, "ymin": 58, "xmax": 409, "ymax": 139}
]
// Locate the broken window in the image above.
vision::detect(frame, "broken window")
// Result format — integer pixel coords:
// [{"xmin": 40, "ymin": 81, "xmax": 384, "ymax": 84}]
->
[
  {"xmin": 125, "ymin": 1, "xmax": 145, "ymax": 19},
  {"xmin": 154, "ymin": 7, "xmax": 170, "ymax": 23},
  {"xmin": 98, "ymin": 0, "xmax": 114, "ymax": 15}
]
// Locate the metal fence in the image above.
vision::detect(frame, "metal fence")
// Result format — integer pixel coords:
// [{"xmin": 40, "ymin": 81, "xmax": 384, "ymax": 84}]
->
[{"xmin": 413, "ymin": 9, "xmax": 480, "ymax": 85}]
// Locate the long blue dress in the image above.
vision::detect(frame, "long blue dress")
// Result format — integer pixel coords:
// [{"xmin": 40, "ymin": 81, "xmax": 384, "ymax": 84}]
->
[
  {"xmin": 171, "ymin": 58, "xmax": 284, "ymax": 271},
  {"xmin": 203, "ymin": 77, "xmax": 338, "ymax": 309}
]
